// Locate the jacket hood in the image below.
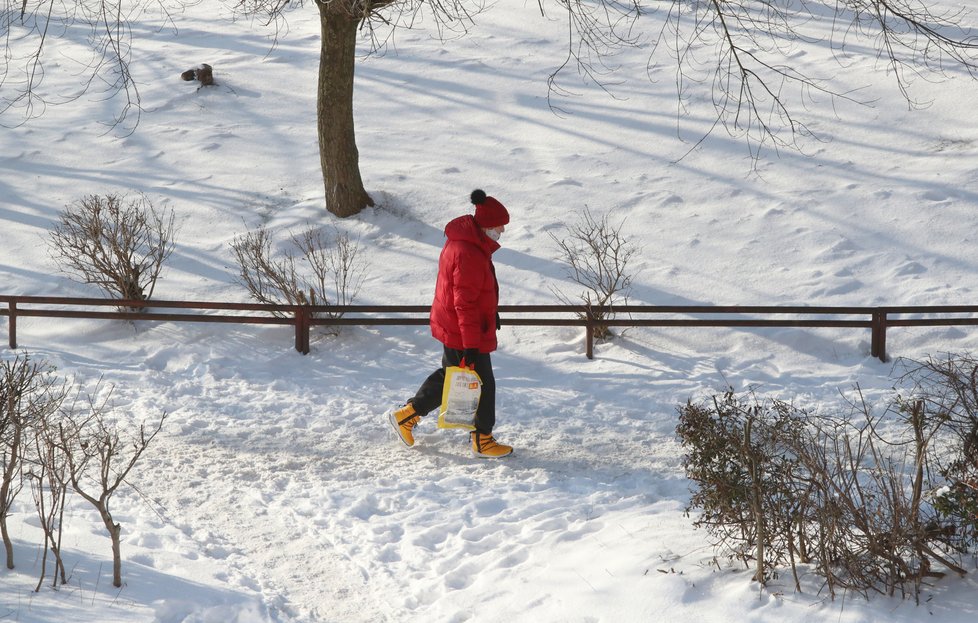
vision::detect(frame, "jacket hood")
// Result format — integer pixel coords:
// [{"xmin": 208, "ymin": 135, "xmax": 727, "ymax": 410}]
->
[{"xmin": 444, "ymin": 214, "xmax": 500, "ymax": 254}]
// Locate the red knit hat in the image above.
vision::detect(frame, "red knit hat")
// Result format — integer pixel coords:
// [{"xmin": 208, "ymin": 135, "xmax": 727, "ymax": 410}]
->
[{"xmin": 471, "ymin": 189, "xmax": 510, "ymax": 228}]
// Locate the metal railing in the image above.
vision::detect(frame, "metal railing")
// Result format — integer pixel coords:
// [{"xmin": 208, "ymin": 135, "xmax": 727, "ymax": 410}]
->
[{"xmin": 4, "ymin": 295, "xmax": 978, "ymax": 361}]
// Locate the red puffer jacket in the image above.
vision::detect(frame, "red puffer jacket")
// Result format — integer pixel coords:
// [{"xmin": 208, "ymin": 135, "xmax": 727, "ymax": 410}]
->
[{"xmin": 429, "ymin": 215, "xmax": 500, "ymax": 353}]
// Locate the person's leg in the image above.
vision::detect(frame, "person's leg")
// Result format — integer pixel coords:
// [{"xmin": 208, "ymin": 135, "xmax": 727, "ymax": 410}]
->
[
  {"xmin": 464, "ymin": 352, "xmax": 510, "ymax": 457},
  {"xmin": 408, "ymin": 348, "xmax": 453, "ymax": 416},
  {"xmin": 390, "ymin": 348, "xmax": 450, "ymax": 447},
  {"xmin": 470, "ymin": 353, "xmax": 495, "ymax": 434}
]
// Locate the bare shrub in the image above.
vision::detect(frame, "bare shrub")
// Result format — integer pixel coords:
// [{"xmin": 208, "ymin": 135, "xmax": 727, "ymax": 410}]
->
[
  {"xmin": 0, "ymin": 354, "xmax": 67, "ymax": 570},
  {"xmin": 787, "ymin": 394, "xmax": 964, "ymax": 601},
  {"xmin": 291, "ymin": 228, "xmax": 366, "ymax": 308},
  {"xmin": 48, "ymin": 193, "xmax": 177, "ymax": 306},
  {"xmin": 55, "ymin": 380, "xmax": 166, "ymax": 589},
  {"xmin": 896, "ymin": 354, "xmax": 978, "ymax": 553},
  {"xmin": 27, "ymin": 420, "xmax": 71, "ymax": 591},
  {"xmin": 677, "ymin": 389, "xmax": 809, "ymax": 584},
  {"xmin": 549, "ymin": 207, "xmax": 637, "ymax": 340},
  {"xmin": 679, "ymin": 380, "xmax": 974, "ymax": 601},
  {"xmin": 2, "ymin": 355, "xmax": 165, "ymax": 591},
  {"xmin": 231, "ymin": 224, "xmax": 367, "ymax": 332},
  {"xmin": 231, "ymin": 225, "xmax": 303, "ymax": 309}
]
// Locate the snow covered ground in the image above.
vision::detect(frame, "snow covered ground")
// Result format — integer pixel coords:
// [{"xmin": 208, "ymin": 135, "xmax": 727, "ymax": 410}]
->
[{"xmin": 2, "ymin": 2, "xmax": 978, "ymax": 622}]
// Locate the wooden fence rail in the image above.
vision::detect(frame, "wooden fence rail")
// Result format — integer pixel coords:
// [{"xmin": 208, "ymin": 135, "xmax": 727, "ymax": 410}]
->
[{"xmin": 4, "ymin": 295, "xmax": 978, "ymax": 362}]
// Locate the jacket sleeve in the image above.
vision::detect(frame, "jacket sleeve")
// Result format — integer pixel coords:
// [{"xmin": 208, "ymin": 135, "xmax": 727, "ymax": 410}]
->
[{"xmin": 451, "ymin": 245, "xmax": 486, "ymax": 350}]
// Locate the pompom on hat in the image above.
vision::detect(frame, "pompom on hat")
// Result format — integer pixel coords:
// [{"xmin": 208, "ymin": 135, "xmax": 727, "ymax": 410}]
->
[{"xmin": 471, "ymin": 189, "xmax": 510, "ymax": 228}]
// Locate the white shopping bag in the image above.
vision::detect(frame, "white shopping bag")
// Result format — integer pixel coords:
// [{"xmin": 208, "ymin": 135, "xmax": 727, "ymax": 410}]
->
[{"xmin": 438, "ymin": 366, "xmax": 481, "ymax": 430}]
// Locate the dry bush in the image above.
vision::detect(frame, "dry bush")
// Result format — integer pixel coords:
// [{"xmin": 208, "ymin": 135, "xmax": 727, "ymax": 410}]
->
[
  {"xmin": 230, "ymin": 225, "xmax": 303, "ymax": 310},
  {"xmin": 2, "ymin": 355, "xmax": 165, "ymax": 592},
  {"xmin": 48, "ymin": 193, "xmax": 177, "ymax": 306},
  {"xmin": 677, "ymin": 389, "xmax": 810, "ymax": 584},
  {"xmin": 55, "ymin": 380, "xmax": 166, "ymax": 589},
  {"xmin": 896, "ymin": 354, "xmax": 978, "ymax": 553},
  {"xmin": 0, "ymin": 354, "xmax": 67, "ymax": 571},
  {"xmin": 291, "ymin": 227, "xmax": 366, "ymax": 308},
  {"xmin": 786, "ymin": 395, "xmax": 964, "ymax": 601},
  {"xmin": 230, "ymin": 224, "xmax": 367, "ymax": 332},
  {"xmin": 679, "ymin": 377, "xmax": 976, "ymax": 601},
  {"xmin": 549, "ymin": 207, "xmax": 637, "ymax": 340},
  {"xmin": 28, "ymin": 419, "xmax": 71, "ymax": 591}
]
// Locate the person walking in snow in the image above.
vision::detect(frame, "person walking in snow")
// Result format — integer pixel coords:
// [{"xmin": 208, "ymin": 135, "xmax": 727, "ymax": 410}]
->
[{"xmin": 388, "ymin": 189, "xmax": 513, "ymax": 458}]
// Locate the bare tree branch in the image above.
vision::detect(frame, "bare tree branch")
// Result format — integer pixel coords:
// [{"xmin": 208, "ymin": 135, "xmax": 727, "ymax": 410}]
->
[
  {"xmin": 543, "ymin": 0, "xmax": 978, "ymax": 162},
  {"xmin": 231, "ymin": 223, "xmax": 368, "ymax": 331},
  {"xmin": 48, "ymin": 193, "xmax": 177, "ymax": 307},
  {"xmin": 57, "ymin": 379, "xmax": 167, "ymax": 588}
]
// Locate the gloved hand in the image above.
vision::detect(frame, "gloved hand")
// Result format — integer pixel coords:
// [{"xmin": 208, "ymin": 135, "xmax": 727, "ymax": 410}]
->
[{"xmin": 460, "ymin": 348, "xmax": 479, "ymax": 370}]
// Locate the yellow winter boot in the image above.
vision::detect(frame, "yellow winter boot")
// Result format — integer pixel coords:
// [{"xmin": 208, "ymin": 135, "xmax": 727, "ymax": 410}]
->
[
  {"xmin": 470, "ymin": 431, "xmax": 513, "ymax": 458},
  {"xmin": 389, "ymin": 403, "xmax": 421, "ymax": 447}
]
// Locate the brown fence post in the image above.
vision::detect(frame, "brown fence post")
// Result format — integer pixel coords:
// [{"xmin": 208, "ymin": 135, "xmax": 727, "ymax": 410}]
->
[
  {"xmin": 294, "ymin": 306, "xmax": 311, "ymax": 355},
  {"xmin": 871, "ymin": 310, "xmax": 887, "ymax": 362},
  {"xmin": 870, "ymin": 311, "xmax": 877, "ymax": 359},
  {"xmin": 7, "ymin": 301, "xmax": 16, "ymax": 349},
  {"xmin": 585, "ymin": 307, "xmax": 595, "ymax": 360}
]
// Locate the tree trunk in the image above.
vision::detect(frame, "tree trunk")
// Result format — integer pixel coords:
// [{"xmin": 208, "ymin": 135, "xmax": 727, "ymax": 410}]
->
[
  {"xmin": 317, "ymin": 3, "xmax": 374, "ymax": 218},
  {"xmin": 744, "ymin": 419, "xmax": 765, "ymax": 584},
  {"xmin": 1, "ymin": 405, "xmax": 20, "ymax": 570},
  {"xmin": 98, "ymin": 509, "xmax": 123, "ymax": 588},
  {"xmin": 0, "ymin": 517, "xmax": 12, "ymax": 570},
  {"xmin": 111, "ymin": 521, "xmax": 122, "ymax": 588}
]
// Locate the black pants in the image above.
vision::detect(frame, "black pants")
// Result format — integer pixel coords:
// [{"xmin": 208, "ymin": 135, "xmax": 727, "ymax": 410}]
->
[{"xmin": 410, "ymin": 346, "xmax": 496, "ymax": 434}]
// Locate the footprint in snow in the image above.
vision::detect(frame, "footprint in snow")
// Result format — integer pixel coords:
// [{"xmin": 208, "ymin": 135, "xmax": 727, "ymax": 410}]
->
[
  {"xmin": 918, "ymin": 189, "xmax": 950, "ymax": 202},
  {"xmin": 893, "ymin": 261, "xmax": 926, "ymax": 277}
]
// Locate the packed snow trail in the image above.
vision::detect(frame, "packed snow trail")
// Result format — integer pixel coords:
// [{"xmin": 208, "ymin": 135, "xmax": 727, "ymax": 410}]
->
[{"xmin": 101, "ymin": 325, "xmax": 705, "ymax": 621}]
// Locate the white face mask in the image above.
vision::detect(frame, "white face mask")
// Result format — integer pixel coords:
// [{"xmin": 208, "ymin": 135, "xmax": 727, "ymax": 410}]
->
[{"xmin": 484, "ymin": 227, "xmax": 502, "ymax": 242}]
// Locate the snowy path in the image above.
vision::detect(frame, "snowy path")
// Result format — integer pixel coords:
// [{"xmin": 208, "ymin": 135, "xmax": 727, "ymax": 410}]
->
[{"xmin": 101, "ymin": 323, "xmax": 706, "ymax": 621}]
